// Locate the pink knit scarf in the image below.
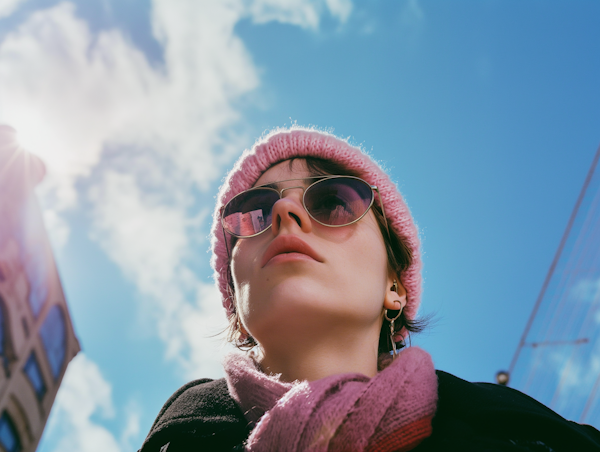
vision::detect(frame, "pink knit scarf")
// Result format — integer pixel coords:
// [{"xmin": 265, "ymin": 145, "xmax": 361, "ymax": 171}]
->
[{"xmin": 224, "ymin": 347, "xmax": 438, "ymax": 452}]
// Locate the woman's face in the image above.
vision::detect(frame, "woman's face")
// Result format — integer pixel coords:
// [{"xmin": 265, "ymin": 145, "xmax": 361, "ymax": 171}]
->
[{"xmin": 230, "ymin": 159, "xmax": 394, "ymax": 348}]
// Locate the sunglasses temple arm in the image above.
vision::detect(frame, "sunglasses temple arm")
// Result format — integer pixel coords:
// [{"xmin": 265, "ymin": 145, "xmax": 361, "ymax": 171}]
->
[
  {"xmin": 375, "ymin": 188, "xmax": 391, "ymax": 240},
  {"xmin": 222, "ymin": 218, "xmax": 231, "ymax": 260},
  {"xmin": 221, "ymin": 218, "xmax": 241, "ymax": 311}
]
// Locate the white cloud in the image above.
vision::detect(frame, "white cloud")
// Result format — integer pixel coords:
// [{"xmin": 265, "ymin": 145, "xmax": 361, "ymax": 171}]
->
[
  {"xmin": 89, "ymin": 171, "xmax": 192, "ymax": 293},
  {"xmin": 0, "ymin": 0, "xmax": 259, "ymax": 216},
  {"xmin": 0, "ymin": 0, "xmax": 26, "ymax": 18},
  {"xmin": 248, "ymin": 0, "xmax": 352, "ymax": 29},
  {"xmin": 88, "ymin": 169, "xmax": 230, "ymax": 378},
  {"xmin": 45, "ymin": 354, "xmax": 122, "ymax": 452},
  {"xmin": 0, "ymin": 2, "xmax": 160, "ymax": 211},
  {"xmin": 569, "ymin": 277, "xmax": 600, "ymax": 325},
  {"xmin": 325, "ymin": 0, "xmax": 352, "ymax": 23},
  {"xmin": 42, "ymin": 208, "xmax": 70, "ymax": 251},
  {"xmin": 0, "ymin": 0, "xmax": 258, "ymax": 378},
  {"xmin": 570, "ymin": 278, "xmax": 600, "ymax": 304},
  {"xmin": 551, "ymin": 349, "xmax": 600, "ymax": 419},
  {"xmin": 0, "ymin": 0, "xmax": 352, "ymax": 381},
  {"xmin": 120, "ymin": 400, "xmax": 141, "ymax": 452}
]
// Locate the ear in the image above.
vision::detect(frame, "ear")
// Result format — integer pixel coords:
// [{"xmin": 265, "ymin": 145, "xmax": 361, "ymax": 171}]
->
[{"xmin": 383, "ymin": 274, "xmax": 407, "ymax": 312}]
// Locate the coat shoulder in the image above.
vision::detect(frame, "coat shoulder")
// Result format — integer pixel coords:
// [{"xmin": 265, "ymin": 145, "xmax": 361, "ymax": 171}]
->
[
  {"xmin": 139, "ymin": 378, "xmax": 249, "ymax": 452},
  {"xmin": 415, "ymin": 370, "xmax": 600, "ymax": 452}
]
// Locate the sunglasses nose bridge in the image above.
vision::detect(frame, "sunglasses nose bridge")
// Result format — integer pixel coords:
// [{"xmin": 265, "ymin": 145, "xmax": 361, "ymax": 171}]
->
[
  {"xmin": 278, "ymin": 185, "xmax": 306, "ymax": 198},
  {"xmin": 276, "ymin": 185, "xmax": 308, "ymax": 217},
  {"xmin": 271, "ymin": 185, "xmax": 313, "ymax": 235}
]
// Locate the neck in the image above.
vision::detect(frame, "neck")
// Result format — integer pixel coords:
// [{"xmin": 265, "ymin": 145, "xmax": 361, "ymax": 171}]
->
[{"xmin": 257, "ymin": 325, "xmax": 381, "ymax": 382}]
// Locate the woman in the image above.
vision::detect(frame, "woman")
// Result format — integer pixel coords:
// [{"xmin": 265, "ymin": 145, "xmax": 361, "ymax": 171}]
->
[{"xmin": 139, "ymin": 128, "xmax": 600, "ymax": 452}]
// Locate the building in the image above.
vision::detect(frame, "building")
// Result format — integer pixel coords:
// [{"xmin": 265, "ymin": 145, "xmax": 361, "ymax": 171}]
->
[
  {"xmin": 508, "ymin": 144, "xmax": 600, "ymax": 429},
  {"xmin": 0, "ymin": 125, "xmax": 80, "ymax": 452}
]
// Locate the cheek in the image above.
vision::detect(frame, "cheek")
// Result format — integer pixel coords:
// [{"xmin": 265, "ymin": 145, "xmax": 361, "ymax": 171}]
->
[
  {"xmin": 230, "ymin": 239, "xmax": 265, "ymax": 316},
  {"xmin": 329, "ymin": 218, "xmax": 389, "ymax": 305},
  {"xmin": 349, "ymin": 214, "xmax": 388, "ymax": 266},
  {"xmin": 230, "ymin": 242, "xmax": 253, "ymax": 293}
]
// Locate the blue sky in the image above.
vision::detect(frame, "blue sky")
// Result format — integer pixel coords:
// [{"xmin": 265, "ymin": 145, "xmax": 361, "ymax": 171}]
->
[{"xmin": 0, "ymin": 0, "xmax": 599, "ymax": 450}]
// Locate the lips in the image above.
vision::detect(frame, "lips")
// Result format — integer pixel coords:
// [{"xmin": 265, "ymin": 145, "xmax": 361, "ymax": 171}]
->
[{"xmin": 261, "ymin": 235, "xmax": 324, "ymax": 267}]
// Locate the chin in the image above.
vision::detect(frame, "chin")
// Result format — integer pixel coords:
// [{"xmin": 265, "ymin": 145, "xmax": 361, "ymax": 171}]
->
[
  {"xmin": 267, "ymin": 277, "xmax": 331, "ymax": 308},
  {"xmin": 247, "ymin": 284, "xmax": 337, "ymax": 338}
]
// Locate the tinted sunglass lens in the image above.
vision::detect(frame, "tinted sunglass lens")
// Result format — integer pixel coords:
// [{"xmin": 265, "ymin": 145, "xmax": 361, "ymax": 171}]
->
[
  {"xmin": 305, "ymin": 178, "xmax": 373, "ymax": 226},
  {"xmin": 222, "ymin": 189, "xmax": 279, "ymax": 236}
]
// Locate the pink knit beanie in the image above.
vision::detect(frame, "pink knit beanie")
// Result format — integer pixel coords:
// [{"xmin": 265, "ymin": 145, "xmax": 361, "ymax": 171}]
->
[{"xmin": 210, "ymin": 127, "xmax": 422, "ymax": 331}]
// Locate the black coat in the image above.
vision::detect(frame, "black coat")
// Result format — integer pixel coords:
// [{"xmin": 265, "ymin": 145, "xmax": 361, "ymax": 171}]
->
[{"xmin": 139, "ymin": 371, "xmax": 600, "ymax": 452}]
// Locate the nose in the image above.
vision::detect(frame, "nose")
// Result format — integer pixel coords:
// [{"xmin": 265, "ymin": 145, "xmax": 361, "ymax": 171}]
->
[{"xmin": 270, "ymin": 187, "xmax": 312, "ymax": 235}]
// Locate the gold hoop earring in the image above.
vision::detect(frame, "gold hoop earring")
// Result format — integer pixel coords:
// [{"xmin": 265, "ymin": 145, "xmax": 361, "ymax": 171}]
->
[{"xmin": 384, "ymin": 307, "xmax": 402, "ymax": 358}]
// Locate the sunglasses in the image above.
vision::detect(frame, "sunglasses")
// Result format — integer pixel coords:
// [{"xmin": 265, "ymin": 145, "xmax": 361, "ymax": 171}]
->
[{"xmin": 221, "ymin": 175, "xmax": 389, "ymax": 239}]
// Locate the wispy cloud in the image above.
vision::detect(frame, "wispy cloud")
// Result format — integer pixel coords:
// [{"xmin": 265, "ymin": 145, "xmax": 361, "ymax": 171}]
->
[
  {"xmin": 42, "ymin": 354, "xmax": 127, "ymax": 452},
  {"xmin": 0, "ymin": 0, "xmax": 26, "ymax": 18},
  {"xmin": 0, "ymin": 1, "xmax": 255, "ymax": 214},
  {"xmin": 120, "ymin": 400, "xmax": 142, "ymax": 452},
  {"xmin": 570, "ymin": 277, "xmax": 600, "ymax": 304},
  {"xmin": 0, "ymin": 0, "xmax": 352, "ymax": 379},
  {"xmin": 248, "ymin": 0, "xmax": 352, "ymax": 28},
  {"xmin": 550, "ymin": 347, "xmax": 600, "ymax": 421},
  {"xmin": 569, "ymin": 277, "xmax": 600, "ymax": 325},
  {"xmin": 88, "ymin": 169, "xmax": 228, "ymax": 378},
  {"xmin": 0, "ymin": 0, "xmax": 258, "ymax": 379}
]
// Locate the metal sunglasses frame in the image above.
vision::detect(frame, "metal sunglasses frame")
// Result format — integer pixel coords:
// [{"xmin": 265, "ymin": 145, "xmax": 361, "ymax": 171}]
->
[{"xmin": 221, "ymin": 175, "xmax": 390, "ymax": 253}]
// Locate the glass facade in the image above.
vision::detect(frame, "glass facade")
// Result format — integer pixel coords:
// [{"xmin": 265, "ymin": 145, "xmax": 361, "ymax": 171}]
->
[
  {"xmin": 0, "ymin": 298, "xmax": 4, "ymax": 357},
  {"xmin": 510, "ymin": 149, "xmax": 600, "ymax": 428},
  {"xmin": 23, "ymin": 353, "xmax": 46, "ymax": 400},
  {"xmin": 0, "ymin": 411, "xmax": 21, "ymax": 452},
  {"xmin": 0, "ymin": 298, "xmax": 7, "ymax": 372},
  {"xmin": 39, "ymin": 306, "xmax": 67, "ymax": 380}
]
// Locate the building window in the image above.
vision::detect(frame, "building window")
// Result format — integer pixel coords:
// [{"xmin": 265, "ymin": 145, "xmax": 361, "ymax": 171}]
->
[
  {"xmin": 23, "ymin": 353, "xmax": 46, "ymax": 400},
  {"xmin": 0, "ymin": 298, "xmax": 5, "ymax": 356},
  {"xmin": 0, "ymin": 411, "xmax": 21, "ymax": 452},
  {"xmin": 39, "ymin": 306, "xmax": 66, "ymax": 380}
]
